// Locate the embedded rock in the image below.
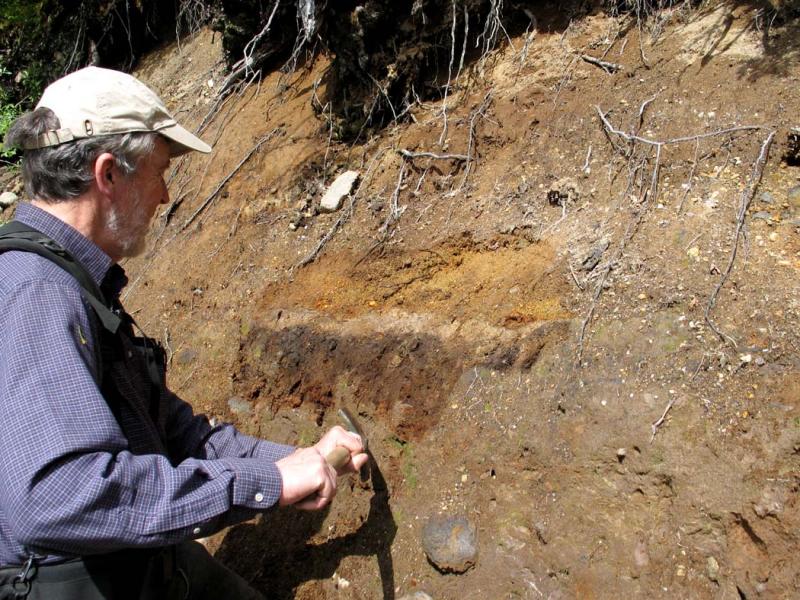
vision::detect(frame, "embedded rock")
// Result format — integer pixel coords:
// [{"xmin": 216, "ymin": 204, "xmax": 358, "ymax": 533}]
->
[
  {"xmin": 319, "ymin": 171, "xmax": 359, "ymax": 213},
  {"xmin": 421, "ymin": 514, "xmax": 477, "ymax": 573}
]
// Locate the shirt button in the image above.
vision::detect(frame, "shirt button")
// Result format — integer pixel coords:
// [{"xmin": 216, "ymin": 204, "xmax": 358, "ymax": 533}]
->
[
  {"xmin": 254, "ymin": 492, "xmax": 265, "ymax": 503},
  {"xmin": 192, "ymin": 527, "xmax": 201, "ymax": 535}
]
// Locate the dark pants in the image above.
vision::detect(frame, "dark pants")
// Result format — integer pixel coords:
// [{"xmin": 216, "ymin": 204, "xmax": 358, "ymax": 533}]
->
[{"xmin": 0, "ymin": 542, "xmax": 264, "ymax": 600}]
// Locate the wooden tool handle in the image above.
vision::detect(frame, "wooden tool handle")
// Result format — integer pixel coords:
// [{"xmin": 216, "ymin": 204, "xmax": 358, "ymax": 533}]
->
[{"xmin": 326, "ymin": 446, "xmax": 351, "ymax": 470}]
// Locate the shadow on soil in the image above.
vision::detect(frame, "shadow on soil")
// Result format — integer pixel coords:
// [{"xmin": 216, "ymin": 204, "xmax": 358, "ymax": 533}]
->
[{"xmin": 216, "ymin": 454, "xmax": 397, "ymax": 600}]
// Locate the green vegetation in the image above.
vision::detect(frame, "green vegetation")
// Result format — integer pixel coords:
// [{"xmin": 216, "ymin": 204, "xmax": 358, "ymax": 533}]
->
[
  {"xmin": 0, "ymin": 0, "xmax": 49, "ymax": 157},
  {"xmin": 0, "ymin": 58, "xmax": 20, "ymax": 158},
  {"xmin": 0, "ymin": 103, "xmax": 19, "ymax": 158}
]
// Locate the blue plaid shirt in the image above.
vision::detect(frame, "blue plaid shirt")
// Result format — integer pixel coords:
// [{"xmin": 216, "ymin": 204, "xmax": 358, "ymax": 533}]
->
[{"xmin": 0, "ymin": 203, "xmax": 294, "ymax": 566}]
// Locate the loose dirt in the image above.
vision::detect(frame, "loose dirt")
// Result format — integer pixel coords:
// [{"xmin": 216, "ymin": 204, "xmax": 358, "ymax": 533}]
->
[{"xmin": 6, "ymin": 3, "xmax": 799, "ymax": 598}]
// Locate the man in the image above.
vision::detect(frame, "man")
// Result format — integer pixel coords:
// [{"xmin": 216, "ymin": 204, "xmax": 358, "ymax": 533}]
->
[{"xmin": 0, "ymin": 66, "xmax": 367, "ymax": 599}]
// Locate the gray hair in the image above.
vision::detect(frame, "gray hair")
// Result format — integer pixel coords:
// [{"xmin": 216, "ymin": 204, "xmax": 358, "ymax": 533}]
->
[{"xmin": 5, "ymin": 107, "xmax": 157, "ymax": 202}]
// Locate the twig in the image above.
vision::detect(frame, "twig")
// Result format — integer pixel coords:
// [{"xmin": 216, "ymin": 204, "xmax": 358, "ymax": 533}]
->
[
  {"xmin": 551, "ymin": 54, "xmax": 579, "ymax": 110},
  {"xmin": 599, "ymin": 19, "xmax": 621, "ymax": 61},
  {"xmin": 477, "ymin": 0, "xmax": 511, "ymax": 70},
  {"xmin": 683, "ymin": 232, "xmax": 703, "ymax": 251},
  {"xmin": 218, "ymin": 0, "xmax": 282, "ymax": 95},
  {"xmin": 636, "ymin": 94, "xmax": 656, "ymax": 132},
  {"xmin": 515, "ymin": 11, "xmax": 537, "ymax": 78},
  {"xmin": 677, "ymin": 139, "xmax": 700, "ymax": 214},
  {"xmin": 458, "ymin": 91, "xmax": 493, "ymax": 191},
  {"xmin": 580, "ymin": 54, "xmax": 622, "ymax": 74},
  {"xmin": 415, "ymin": 168, "xmax": 429, "ymax": 193},
  {"xmin": 537, "ymin": 199, "xmax": 568, "ymax": 240},
  {"xmin": 294, "ymin": 195, "xmax": 355, "ymax": 269},
  {"xmin": 648, "ymin": 143, "xmax": 662, "ymax": 202},
  {"xmin": 582, "ymin": 144, "xmax": 592, "ymax": 173},
  {"xmin": 367, "ymin": 72, "xmax": 398, "ymax": 122},
  {"xmin": 690, "ymin": 353, "xmax": 707, "ymax": 381},
  {"xmin": 568, "ymin": 261, "xmax": 585, "ymax": 291},
  {"xmin": 438, "ymin": 0, "xmax": 458, "ymax": 146},
  {"xmin": 637, "ymin": 20, "xmax": 649, "ymax": 68},
  {"xmin": 379, "ymin": 163, "xmax": 408, "ymax": 236},
  {"xmin": 163, "ymin": 327, "xmax": 173, "ymax": 366},
  {"xmin": 650, "ymin": 398, "xmax": 675, "ymax": 443},
  {"xmin": 704, "ymin": 131, "xmax": 776, "ymax": 347},
  {"xmin": 323, "ymin": 102, "xmax": 334, "ymax": 177},
  {"xmin": 458, "ymin": 3, "xmax": 469, "ymax": 80},
  {"xmin": 596, "ymin": 106, "xmax": 761, "ymax": 148},
  {"xmin": 398, "ymin": 149, "xmax": 468, "ymax": 162},
  {"xmin": 179, "ymin": 129, "xmax": 281, "ymax": 233}
]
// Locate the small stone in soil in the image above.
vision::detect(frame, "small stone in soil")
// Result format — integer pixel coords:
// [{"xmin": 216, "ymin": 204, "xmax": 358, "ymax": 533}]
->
[{"xmin": 706, "ymin": 556, "xmax": 719, "ymax": 582}]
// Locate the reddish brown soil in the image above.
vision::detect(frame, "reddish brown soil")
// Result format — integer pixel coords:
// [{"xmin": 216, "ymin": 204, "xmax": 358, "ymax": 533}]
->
[{"xmin": 4, "ymin": 4, "xmax": 800, "ymax": 598}]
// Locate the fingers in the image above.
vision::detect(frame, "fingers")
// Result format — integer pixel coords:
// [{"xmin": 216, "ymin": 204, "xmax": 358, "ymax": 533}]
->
[
  {"xmin": 275, "ymin": 426, "xmax": 368, "ymax": 511},
  {"xmin": 316, "ymin": 425, "xmax": 364, "ymax": 457},
  {"xmin": 276, "ymin": 448, "xmax": 338, "ymax": 508},
  {"xmin": 351, "ymin": 452, "xmax": 369, "ymax": 471}
]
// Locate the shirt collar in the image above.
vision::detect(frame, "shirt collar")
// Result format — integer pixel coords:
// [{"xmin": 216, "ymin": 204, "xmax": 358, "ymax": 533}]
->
[{"xmin": 14, "ymin": 202, "xmax": 118, "ymax": 289}]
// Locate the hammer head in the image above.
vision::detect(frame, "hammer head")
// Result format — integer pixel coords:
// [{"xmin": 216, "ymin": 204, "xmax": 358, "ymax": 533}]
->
[{"xmin": 338, "ymin": 407, "xmax": 368, "ymax": 451}]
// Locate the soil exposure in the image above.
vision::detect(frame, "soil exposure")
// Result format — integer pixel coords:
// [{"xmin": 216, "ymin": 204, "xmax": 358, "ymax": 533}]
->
[{"xmin": 3, "ymin": 2, "xmax": 800, "ymax": 598}]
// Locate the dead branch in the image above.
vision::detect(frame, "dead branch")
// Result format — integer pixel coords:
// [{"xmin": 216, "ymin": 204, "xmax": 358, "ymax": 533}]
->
[
  {"xmin": 552, "ymin": 54, "xmax": 580, "ymax": 110},
  {"xmin": 196, "ymin": 76, "xmax": 241, "ymax": 136},
  {"xmin": 458, "ymin": 3, "xmax": 469, "ymax": 80},
  {"xmin": 636, "ymin": 94, "xmax": 656, "ymax": 132},
  {"xmin": 219, "ymin": 0, "xmax": 282, "ymax": 96},
  {"xmin": 458, "ymin": 91, "xmax": 493, "ymax": 191},
  {"xmin": 598, "ymin": 18, "xmax": 621, "ymax": 61},
  {"xmin": 477, "ymin": 0, "xmax": 512, "ymax": 70},
  {"xmin": 568, "ymin": 260, "xmax": 585, "ymax": 291},
  {"xmin": 179, "ymin": 129, "xmax": 281, "ymax": 233},
  {"xmin": 650, "ymin": 398, "xmax": 675, "ymax": 443},
  {"xmin": 596, "ymin": 106, "xmax": 761, "ymax": 149},
  {"xmin": 323, "ymin": 102, "xmax": 334, "ymax": 176},
  {"xmin": 439, "ymin": 0, "xmax": 458, "ymax": 146},
  {"xmin": 294, "ymin": 196, "xmax": 355, "ymax": 270},
  {"xmin": 515, "ymin": 11, "xmax": 537, "ymax": 78},
  {"xmin": 582, "ymin": 144, "xmax": 592, "ymax": 173},
  {"xmin": 413, "ymin": 168, "xmax": 429, "ymax": 196},
  {"xmin": 379, "ymin": 162, "xmax": 408, "ymax": 236},
  {"xmin": 636, "ymin": 17, "xmax": 649, "ymax": 68},
  {"xmin": 704, "ymin": 131, "xmax": 776, "ymax": 346},
  {"xmin": 580, "ymin": 54, "xmax": 622, "ymax": 74},
  {"xmin": 398, "ymin": 149, "xmax": 468, "ymax": 162}
]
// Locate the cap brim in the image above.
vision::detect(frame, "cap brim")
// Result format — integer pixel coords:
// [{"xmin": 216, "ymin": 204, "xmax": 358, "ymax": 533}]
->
[{"xmin": 159, "ymin": 123, "xmax": 212, "ymax": 156}]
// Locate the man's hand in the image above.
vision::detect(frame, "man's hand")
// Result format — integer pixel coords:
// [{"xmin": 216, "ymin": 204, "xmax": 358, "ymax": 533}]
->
[{"xmin": 276, "ymin": 426, "xmax": 368, "ymax": 510}]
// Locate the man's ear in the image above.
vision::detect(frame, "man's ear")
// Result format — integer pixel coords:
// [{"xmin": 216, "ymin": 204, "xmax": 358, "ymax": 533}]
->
[{"xmin": 94, "ymin": 152, "xmax": 117, "ymax": 197}]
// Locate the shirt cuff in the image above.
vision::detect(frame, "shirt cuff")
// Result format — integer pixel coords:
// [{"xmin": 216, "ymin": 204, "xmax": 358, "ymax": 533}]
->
[{"xmin": 215, "ymin": 457, "xmax": 285, "ymax": 509}]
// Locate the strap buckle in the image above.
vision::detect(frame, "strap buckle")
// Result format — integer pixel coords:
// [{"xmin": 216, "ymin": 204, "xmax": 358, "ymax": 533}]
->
[{"xmin": 11, "ymin": 554, "xmax": 36, "ymax": 598}]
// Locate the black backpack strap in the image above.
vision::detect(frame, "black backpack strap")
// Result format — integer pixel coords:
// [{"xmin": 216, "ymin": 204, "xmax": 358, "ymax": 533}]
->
[
  {"xmin": 0, "ymin": 220, "xmax": 170, "ymax": 455},
  {"xmin": 0, "ymin": 221, "xmax": 122, "ymax": 334}
]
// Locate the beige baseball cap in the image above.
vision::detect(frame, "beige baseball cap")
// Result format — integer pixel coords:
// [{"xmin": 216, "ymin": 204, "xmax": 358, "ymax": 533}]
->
[{"xmin": 26, "ymin": 66, "xmax": 211, "ymax": 156}]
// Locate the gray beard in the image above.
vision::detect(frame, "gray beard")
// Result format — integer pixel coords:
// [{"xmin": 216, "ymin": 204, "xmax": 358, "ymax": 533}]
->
[{"xmin": 106, "ymin": 191, "xmax": 150, "ymax": 258}]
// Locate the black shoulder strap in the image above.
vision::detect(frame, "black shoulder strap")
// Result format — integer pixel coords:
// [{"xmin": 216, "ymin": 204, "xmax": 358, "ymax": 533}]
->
[{"xmin": 0, "ymin": 221, "xmax": 122, "ymax": 334}]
